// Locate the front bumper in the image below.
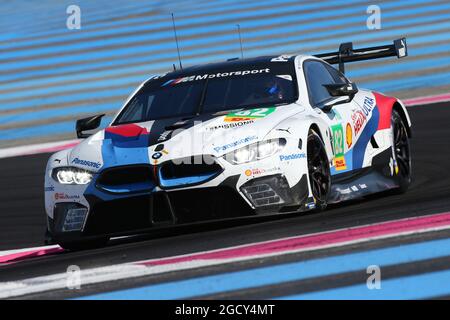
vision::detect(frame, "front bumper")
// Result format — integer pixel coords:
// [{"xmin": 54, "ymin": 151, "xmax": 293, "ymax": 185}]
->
[{"xmin": 47, "ymin": 172, "xmax": 309, "ymax": 243}]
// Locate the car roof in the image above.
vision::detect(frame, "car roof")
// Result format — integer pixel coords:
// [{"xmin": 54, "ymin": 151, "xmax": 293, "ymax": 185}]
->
[{"xmin": 159, "ymin": 55, "xmax": 298, "ymax": 79}]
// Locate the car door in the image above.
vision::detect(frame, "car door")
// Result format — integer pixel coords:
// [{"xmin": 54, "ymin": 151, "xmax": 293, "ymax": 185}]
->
[{"xmin": 303, "ymin": 59, "xmax": 359, "ymax": 175}]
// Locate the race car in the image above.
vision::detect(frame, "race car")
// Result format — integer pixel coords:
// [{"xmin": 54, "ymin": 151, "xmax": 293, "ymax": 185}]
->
[{"xmin": 44, "ymin": 38, "xmax": 411, "ymax": 250}]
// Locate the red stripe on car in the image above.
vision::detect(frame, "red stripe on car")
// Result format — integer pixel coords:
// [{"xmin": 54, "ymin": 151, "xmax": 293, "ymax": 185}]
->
[
  {"xmin": 373, "ymin": 92, "xmax": 397, "ymax": 130},
  {"xmin": 105, "ymin": 124, "xmax": 149, "ymax": 137}
]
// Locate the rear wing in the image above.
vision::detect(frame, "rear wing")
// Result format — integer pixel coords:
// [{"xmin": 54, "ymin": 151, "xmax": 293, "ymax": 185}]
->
[{"xmin": 314, "ymin": 38, "xmax": 407, "ymax": 74}]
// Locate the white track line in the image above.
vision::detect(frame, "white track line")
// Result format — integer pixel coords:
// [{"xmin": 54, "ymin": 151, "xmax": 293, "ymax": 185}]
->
[
  {"xmin": 0, "ymin": 245, "xmax": 60, "ymax": 257},
  {"xmin": 0, "ymin": 139, "xmax": 79, "ymax": 159},
  {"xmin": 1, "ymin": 220, "xmax": 450, "ymax": 299}
]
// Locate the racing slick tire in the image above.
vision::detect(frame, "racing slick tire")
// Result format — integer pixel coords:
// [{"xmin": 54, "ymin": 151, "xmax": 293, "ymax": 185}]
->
[
  {"xmin": 391, "ymin": 109, "xmax": 412, "ymax": 194},
  {"xmin": 307, "ymin": 129, "xmax": 331, "ymax": 211},
  {"xmin": 58, "ymin": 237, "xmax": 109, "ymax": 251}
]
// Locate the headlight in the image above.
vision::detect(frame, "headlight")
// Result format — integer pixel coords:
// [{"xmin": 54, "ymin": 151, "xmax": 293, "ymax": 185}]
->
[
  {"xmin": 52, "ymin": 167, "xmax": 93, "ymax": 185},
  {"xmin": 224, "ymin": 138, "xmax": 286, "ymax": 164}
]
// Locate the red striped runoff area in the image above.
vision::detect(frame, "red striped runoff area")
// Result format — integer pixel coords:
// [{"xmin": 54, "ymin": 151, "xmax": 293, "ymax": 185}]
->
[
  {"xmin": 0, "ymin": 245, "xmax": 63, "ymax": 265},
  {"xmin": 2, "ymin": 212, "xmax": 450, "ymax": 268},
  {"xmin": 137, "ymin": 211, "xmax": 450, "ymax": 266},
  {"xmin": 403, "ymin": 92, "xmax": 450, "ymax": 107}
]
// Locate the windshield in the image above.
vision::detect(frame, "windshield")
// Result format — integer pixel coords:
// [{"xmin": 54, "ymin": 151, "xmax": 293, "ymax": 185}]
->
[{"xmin": 114, "ymin": 65, "xmax": 297, "ymax": 124}]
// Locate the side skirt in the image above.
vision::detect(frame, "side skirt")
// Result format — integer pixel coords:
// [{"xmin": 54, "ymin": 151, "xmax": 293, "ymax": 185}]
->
[{"xmin": 328, "ymin": 148, "xmax": 399, "ymax": 203}]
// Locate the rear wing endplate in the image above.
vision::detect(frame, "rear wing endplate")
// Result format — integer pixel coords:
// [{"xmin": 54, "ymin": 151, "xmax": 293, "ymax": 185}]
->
[{"xmin": 314, "ymin": 38, "xmax": 407, "ymax": 73}]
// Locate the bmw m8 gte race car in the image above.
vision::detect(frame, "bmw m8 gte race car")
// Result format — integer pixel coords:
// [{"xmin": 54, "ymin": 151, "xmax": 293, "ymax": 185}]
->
[{"xmin": 44, "ymin": 38, "xmax": 412, "ymax": 250}]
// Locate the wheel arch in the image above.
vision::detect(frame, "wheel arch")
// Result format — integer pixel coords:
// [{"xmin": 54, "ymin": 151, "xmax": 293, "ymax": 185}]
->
[
  {"xmin": 309, "ymin": 123, "xmax": 323, "ymax": 141},
  {"xmin": 373, "ymin": 91, "xmax": 412, "ymax": 138},
  {"xmin": 308, "ymin": 122, "xmax": 333, "ymax": 164},
  {"xmin": 393, "ymin": 101, "xmax": 412, "ymax": 138}
]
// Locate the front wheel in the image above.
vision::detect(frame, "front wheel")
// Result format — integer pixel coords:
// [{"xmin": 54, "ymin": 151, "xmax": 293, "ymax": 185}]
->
[{"xmin": 307, "ymin": 130, "xmax": 331, "ymax": 211}]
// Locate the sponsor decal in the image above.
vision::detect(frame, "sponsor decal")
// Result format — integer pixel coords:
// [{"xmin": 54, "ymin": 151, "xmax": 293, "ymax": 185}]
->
[
  {"xmin": 351, "ymin": 109, "xmax": 367, "ymax": 137},
  {"xmin": 244, "ymin": 167, "xmax": 281, "ymax": 177},
  {"xmin": 214, "ymin": 135, "xmax": 258, "ymax": 153},
  {"xmin": 44, "ymin": 186, "xmax": 54, "ymax": 192},
  {"xmin": 205, "ymin": 120, "xmax": 254, "ymax": 131},
  {"xmin": 162, "ymin": 68, "xmax": 271, "ymax": 86},
  {"xmin": 337, "ymin": 184, "xmax": 367, "ymax": 195},
  {"xmin": 276, "ymin": 127, "xmax": 291, "ymax": 134},
  {"xmin": 331, "ymin": 124, "xmax": 347, "ymax": 171},
  {"xmin": 71, "ymin": 157, "xmax": 101, "ymax": 169},
  {"xmin": 351, "ymin": 97, "xmax": 376, "ymax": 137},
  {"xmin": 337, "ymin": 187, "xmax": 352, "ymax": 195},
  {"xmin": 361, "ymin": 96, "xmax": 375, "ymax": 116},
  {"xmin": 331, "ymin": 125, "xmax": 345, "ymax": 156},
  {"xmin": 158, "ymin": 130, "xmax": 172, "ymax": 142},
  {"xmin": 271, "ymin": 55, "xmax": 291, "ymax": 62},
  {"xmin": 152, "ymin": 152, "xmax": 162, "ymax": 160},
  {"xmin": 224, "ymin": 107, "xmax": 275, "ymax": 122},
  {"xmin": 351, "ymin": 96, "xmax": 375, "ymax": 137},
  {"xmin": 346, "ymin": 123, "xmax": 353, "ymax": 148},
  {"xmin": 151, "ymin": 149, "xmax": 169, "ymax": 164},
  {"xmin": 54, "ymin": 193, "xmax": 80, "ymax": 200},
  {"xmin": 279, "ymin": 153, "xmax": 306, "ymax": 161},
  {"xmin": 334, "ymin": 157, "xmax": 347, "ymax": 170}
]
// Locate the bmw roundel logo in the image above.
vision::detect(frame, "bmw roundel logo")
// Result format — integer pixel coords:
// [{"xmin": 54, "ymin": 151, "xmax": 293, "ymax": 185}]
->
[{"xmin": 152, "ymin": 152, "xmax": 162, "ymax": 160}]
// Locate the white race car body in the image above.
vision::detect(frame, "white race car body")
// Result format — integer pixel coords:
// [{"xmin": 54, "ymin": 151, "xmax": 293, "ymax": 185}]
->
[{"xmin": 44, "ymin": 49, "xmax": 411, "ymax": 245}]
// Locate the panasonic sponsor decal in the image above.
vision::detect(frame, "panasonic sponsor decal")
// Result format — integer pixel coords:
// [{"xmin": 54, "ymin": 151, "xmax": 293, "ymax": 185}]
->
[
  {"xmin": 214, "ymin": 136, "xmax": 258, "ymax": 153},
  {"xmin": 71, "ymin": 157, "xmax": 101, "ymax": 169},
  {"xmin": 279, "ymin": 153, "xmax": 306, "ymax": 161},
  {"xmin": 361, "ymin": 96, "xmax": 375, "ymax": 116},
  {"xmin": 162, "ymin": 68, "xmax": 271, "ymax": 86}
]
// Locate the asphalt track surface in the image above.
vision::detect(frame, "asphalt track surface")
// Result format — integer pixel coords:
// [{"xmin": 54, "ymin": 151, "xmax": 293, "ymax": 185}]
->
[{"xmin": 0, "ymin": 101, "xmax": 450, "ymax": 299}]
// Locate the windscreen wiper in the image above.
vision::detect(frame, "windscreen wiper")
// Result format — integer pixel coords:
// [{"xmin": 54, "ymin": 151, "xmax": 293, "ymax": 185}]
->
[{"xmin": 164, "ymin": 116, "xmax": 196, "ymax": 130}]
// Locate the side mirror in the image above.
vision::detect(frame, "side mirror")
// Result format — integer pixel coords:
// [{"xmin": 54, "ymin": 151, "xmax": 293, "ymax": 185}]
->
[
  {"xmin": 324, "ymin": 82, "xmax": 358, "ymax": 97},
  {"xmin": 76, "ymin": 114, "xmax": 105, "ymax": 138},
  {"xmin": 321, "ymin": 82, "xmax": 358, "ymax": 111}
]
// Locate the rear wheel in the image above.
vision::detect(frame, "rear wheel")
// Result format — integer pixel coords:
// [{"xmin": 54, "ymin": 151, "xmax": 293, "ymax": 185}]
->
[
  {"xmin": 59, "ymin": 237, "xmax": 109, "ymax": 251},
  {"xmin": 307, "ymin": 130, "xmax": 331, "ymax": 211},
  {"xmin": 392, "ymin": 109, "xmax": 412, "ymax": 193}
]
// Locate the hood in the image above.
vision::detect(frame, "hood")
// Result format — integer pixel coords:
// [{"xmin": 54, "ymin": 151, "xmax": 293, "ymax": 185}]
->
[{"xmin": 68, "ymin": 104, "xmax": 304, "ymax": 169}]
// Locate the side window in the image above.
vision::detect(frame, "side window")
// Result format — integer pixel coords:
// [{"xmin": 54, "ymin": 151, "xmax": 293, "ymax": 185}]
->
[
  {"xmin": 304, "ymin": 60, "xmax": 340, "ymax": 106},
  {"xmin": 119, "ymin": 97, "xmax": 146, "ymax": 122},
  {"xmin": 324, "ymin": 64, "xmax": 349, "ymax": 84}
]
